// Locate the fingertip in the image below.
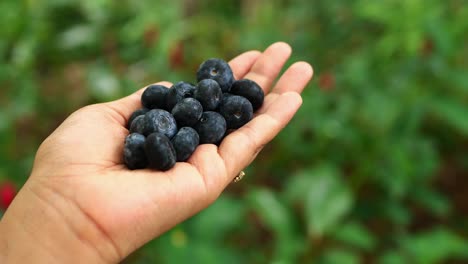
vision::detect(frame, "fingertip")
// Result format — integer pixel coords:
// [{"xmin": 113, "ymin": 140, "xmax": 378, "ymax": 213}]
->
[
  {"xmin": 271, "ymin": 61, "xmax": 313, "ymax": 95},
  {"xmin": 243, "ymin": 50, "xmax": 262, "ymax": 58},
  {"xmin": 269, "ymin": 42, "xmax": 292, "ymax": 55},
  {"xmin": 229, "ymin": 50, "xmax": 263, "ymax": 80},
  {"xmin": 292, "ymin": 61, "xmax": 314, "ymax": 79},
  {"xmin": 243, "ymin": 42, "xmax": 293, "ymax": 92},
  {"xmin": 229, "ymin": 50, "xmax": 262, "ymax": 64}
]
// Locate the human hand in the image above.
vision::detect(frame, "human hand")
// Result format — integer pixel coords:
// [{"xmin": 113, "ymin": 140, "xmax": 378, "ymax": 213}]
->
[{"xmin": 0, "ymin": 42, "xmax": 313, "ymax": 263}]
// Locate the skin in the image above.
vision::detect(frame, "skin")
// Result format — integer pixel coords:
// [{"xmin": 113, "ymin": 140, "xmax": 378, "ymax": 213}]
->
[{"xmin": 0, "ymin": 42, "xmax": 313, "ymax": 263}]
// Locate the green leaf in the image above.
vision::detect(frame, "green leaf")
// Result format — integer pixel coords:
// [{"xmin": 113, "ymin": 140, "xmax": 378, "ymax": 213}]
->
[
  {"xmin": 319, "ymin": 248, "xmax": 360, "ymax": 264},
  {"xmin": 247, "ymin": 188, "xmax": 293, "ymax": 237},
  {"xmin": 384, "ymin": 199, "xmax": 411, "ymax": 226},
  {"xmin": 412, "ymin": 187, "xmax": 451, "ymax": 217},
  {"xmin": 401, "ymin": 227, "xmax": 468, "ymax": 263},
  {"xmin": 332, "ymin": 221, "xmax": 376, "ymax": 251},
  {"xmin": 191, "ymin": 195, "xmax": 246, "ymax": 242},
  {"xmin": 143, "ymin": 227, "xmax": 243, "ymax": 264},
  {"xmin": 284, "ymin": 169, "xmax": 319, "ymax": 204},
  {"xmin": 431, "ymin": 97, "xmax": 468, "ymax": 135},
  {"xmin": 58, "ymin": 24, "xmax": 98, "ymax": 50},
  {"xmin": 248, "ymin": 188, "xmax": 304, "ymax": 263},
  {"xmin": 378, "ymin": 250, "xmax": 407, "ymax": 264},
  {"xmin": 297, "ymin": 166, "xmax": 354, "ymax": 237}
]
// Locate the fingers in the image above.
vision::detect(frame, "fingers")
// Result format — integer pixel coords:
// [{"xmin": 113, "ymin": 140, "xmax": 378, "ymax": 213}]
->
[
  {"xmin": 256, "ymin": 61, "xmax": 313, "ymax": 112},
  {"xmin": 272, "ymin": 61, "xmax": 313, "ymax": 94},
  {"xmin": 102, "ymin": 42, "xmax": 293, "ymax": 127},
  {"xmin": 229, "ymin": 50, "xmax": 262, "ymax": 80},
  {"xmin": 218, "ymin": 92, "xmax": 303, "ymax": 180},
  {"xmin": 103, "ymin": 47, "xmax": 265, "ymax": 127},
  {"xmin": 243, "ymin": 42, "xmax": 292, "ymax": 94}
]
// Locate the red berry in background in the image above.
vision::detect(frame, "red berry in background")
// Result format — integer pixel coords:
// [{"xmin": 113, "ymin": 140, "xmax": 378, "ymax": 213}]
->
[
  {"xmin": 0, "ymin": 181, "xmax": 16, "ymax": 210},
  {"xmin": 169, "ymin": 41, "xmax": 185, "ymax": 69},
  {"xmin": 318, "ymin": 71, "xmax": 335, "ymax": 91},
  {"xmin": 420, "ymin": 38, "xmax": 434, "ymax": 57},
  {"xmin": 143, "ymin": 25, "xmax": 159, "ymax": 48}
]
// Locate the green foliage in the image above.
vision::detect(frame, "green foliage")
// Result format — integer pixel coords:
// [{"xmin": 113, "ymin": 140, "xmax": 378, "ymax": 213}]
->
[
  {"xmin": 286, "ymin": 166, "xmax": 353, "ymax": 238},
  {"xmin": 1, "ymin": 0, "xmax": 468, "ymax": 263},
  {"xmin": 402, "ymin": 227, "xmax": 468, "ymax": 263},
  {"xmin": 331, "ymin": 222, "xmax": 376, "ymax": 252}
]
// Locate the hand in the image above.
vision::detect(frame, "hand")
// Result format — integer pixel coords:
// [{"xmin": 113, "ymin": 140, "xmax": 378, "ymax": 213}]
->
[{"xmin": 0, "ymin": 42, "xmax": 313, "ymax": 263}]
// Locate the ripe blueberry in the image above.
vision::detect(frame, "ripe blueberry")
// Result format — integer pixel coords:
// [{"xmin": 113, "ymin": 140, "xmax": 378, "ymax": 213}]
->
[
  {"xmin": 229, "ymin": 79, "xmax": 264, "ymax": 111},
  {"xmin": 141, "ymin": 84, "xmax": 168, "ymax": 110},
  {"xmin": 128, "ymin": 108, "xmax": 149, "ymax": 128},
  {"xmin": 194, "ymin": 79, "xmax": 222, "ymax": 111},
  {"xmin": 123, "ymin": 133, "xmax": 148, "ymax": 170},
  {"xmin": 171, "ymin": 127, "xmax": 200, "ymax": 162},
  {"xmin": 129, "ymin": 115, "xmax": 146, "ymax": 134},
  {"xmin": 194, "ymin": 111, "xmax": 226, "ymax": 144},
  {"xmin": 143, "ymin": 109, "xmax": 178, "ymax": 138},
  {"xmin": 196, "ymin": 58, "xmax": 234, "ymax": 92},
  {"xmin": 171, "ymin": 98, "xmax": 203, "ymax": 127},
  {"xmin": 166, "ymin": 81, "xmax": 196, "ymax": 111},
  {"xmin": 219, "ymin": 95, "xmax": 253, "ymax": 129},
  {"xmin": 145, "ymin": 132, "xmax": 176, "ymax": 171}
]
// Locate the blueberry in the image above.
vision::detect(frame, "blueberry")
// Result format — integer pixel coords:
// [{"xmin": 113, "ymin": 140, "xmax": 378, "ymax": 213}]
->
[
  {"xmin": 196, "ymin": 58, "xmax": 234, "ymax": 92},
  {"xmin": 171, "ymin": 127, "xmax": 199, "ymax": 162},
  {"xmin": 141, "ymin": 84, "xmax": 168, "ymax": 109},
  {"xmin": 171, "ymin": 98, "xmax": 203, "ymax": 127},
  {"xmin": 229, "ymin": 79, "xmax": 264, "ymax": 111},
  {"xmin": 166, "ymin": 81, "xmax": 196, "ymax": 111},
  {"xmin": 222, "ymin": 92, "xmax": 234, "ymax": 98},
  {"xmin": 194, "ymin": 79, "xmax": 222, "ymax": 111},
  {"xmin": 123, "ymin": 133, "xmax": 147, "ymax": 170},
  {"xmin": 129, "ymin": 115, "xmax": 145, "ymax": 134},
  {"xmin": 128, "ymin": 108, "xmax": 149, "ymax": 128},
  {"xmin": 219, "ymin": 95, "xmax": 253, "ymax": 129},
  {"xmin": 194, "ymin": 111, "xmax": 226, "ymax": 144},
  {"xmin": 145, "ymin": 132, "xmax": 176, "ymax": 171},
  {"xmin": 143, "ymin": 109, "xmax": 178, "ymax": 138}
]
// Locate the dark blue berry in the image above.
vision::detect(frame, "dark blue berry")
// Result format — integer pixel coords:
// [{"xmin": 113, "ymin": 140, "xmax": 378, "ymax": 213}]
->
[
  {"xmin": 143, "ymin": 109, "xmax": 178, "ymax": 138},
  {"xmin": 166, "ymin": 81, "xmax": 196, "ymax": 111},
  {"xmin": 171, "ymin": 98, "xmax": 203, "ymax": 127},
  {"xmin": 123, "ymin": 133, "xmax": 148, "ymax": 170},
  {"xmin": 141, "ymin": 85, "xmax": 168, "ymax": 109},
  {"xmin": 196, "ymin": 58, "xmax": 234, "ymax": 92},
  {"xmin": 145, "ymin": 132, "xmax": 176, "ymax": 171},
  {"xmin": 194, "ymin": 111, "xmax": 226, "ymax": 144},
  {"xmin": 230, "ymin": 79, "xmax": 264, "ymax": 111},
  {"xmin": 130, "ymin": 115, "xmax": 145, "ymax": 134},
  {"xmin": 128, "ymin": 108, "xmax": 149, "ymax": 128},
  {"xmin": 171, "ymin": 127, "xmax": 199, "ymax": 162},
  {"xmin": 194, "ymin": 79, "xmax": 222, "ymax": 111},
  {"xmin": 219, "ymin": 95, "xmax": 253, "ymax": 129},
  {"xmin": 222, "ymin": 92, "xmax": 234, "ymax": 99}
]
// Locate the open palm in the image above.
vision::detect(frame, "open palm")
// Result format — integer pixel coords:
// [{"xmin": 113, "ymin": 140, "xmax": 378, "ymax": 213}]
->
[{"xmin": 23, "ymin": 42, "xmax": 312, "ymax": 262}]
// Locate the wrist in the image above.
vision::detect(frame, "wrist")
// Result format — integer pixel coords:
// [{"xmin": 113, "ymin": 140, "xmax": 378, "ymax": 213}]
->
[{"xmin": 0, "ymin": 179, "xmax": 118, "ymax": 264}]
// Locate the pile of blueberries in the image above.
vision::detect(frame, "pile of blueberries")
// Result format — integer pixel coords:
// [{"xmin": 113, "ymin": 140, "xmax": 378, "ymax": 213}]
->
[{"xmin": 124, "ymin": 58, "xmax": 264, "ymax": 171}]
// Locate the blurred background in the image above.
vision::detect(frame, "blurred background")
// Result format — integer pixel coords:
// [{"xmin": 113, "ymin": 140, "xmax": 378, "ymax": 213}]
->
[{"xmin": 0, "ymin": 0, "xmax": 467, "ymax": 263}]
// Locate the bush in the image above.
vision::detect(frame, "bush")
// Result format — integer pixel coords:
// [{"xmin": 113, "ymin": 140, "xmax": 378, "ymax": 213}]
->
[{"xmin": 1, "ymin": 0, "xmax": 467, "ymax": 263}]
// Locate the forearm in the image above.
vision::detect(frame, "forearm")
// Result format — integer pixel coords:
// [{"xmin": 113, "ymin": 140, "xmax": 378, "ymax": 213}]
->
[{"xmin": 0, "ymin": 181, "xmax": 115, "ymax": 264}]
